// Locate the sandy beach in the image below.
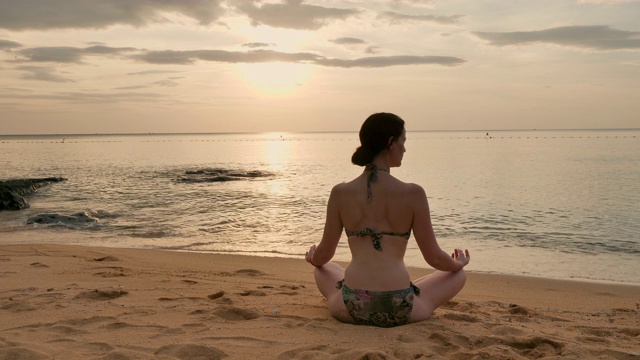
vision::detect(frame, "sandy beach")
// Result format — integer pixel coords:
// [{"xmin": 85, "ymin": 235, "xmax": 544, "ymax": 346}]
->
[{"xmin": 0, "ymin": 243, "xmax": 638, "ymax": 359}]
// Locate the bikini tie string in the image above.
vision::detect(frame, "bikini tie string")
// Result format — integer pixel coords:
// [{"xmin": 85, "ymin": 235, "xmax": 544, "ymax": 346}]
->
[{"xmin": 354, "ymin": 227, "xmax": 383, "ymax": 251}]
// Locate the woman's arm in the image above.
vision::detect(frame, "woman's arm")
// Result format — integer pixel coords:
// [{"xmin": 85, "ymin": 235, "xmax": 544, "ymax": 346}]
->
[
  {"xmin": 410, "ymin": 184, "xmax": 470, "ymax": 272},
  {"xmin": 306, "ymin": 185, "xmax": 344, "ymax": 267}
]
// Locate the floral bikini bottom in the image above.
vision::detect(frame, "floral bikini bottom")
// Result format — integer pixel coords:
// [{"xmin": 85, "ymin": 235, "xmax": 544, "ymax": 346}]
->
[{"xmin": 337, "ymin": 280, "xmax": 421, "ymax": 328}]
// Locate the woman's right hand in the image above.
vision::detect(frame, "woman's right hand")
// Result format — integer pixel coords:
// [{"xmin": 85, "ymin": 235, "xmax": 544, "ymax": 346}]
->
[
  {"xmin": 305, "ymin": 244, "xmax": 318, "ymax": 267},
  {"xmin": 451, "ymin": 249, "xmax": 470, "ymax": 268}
]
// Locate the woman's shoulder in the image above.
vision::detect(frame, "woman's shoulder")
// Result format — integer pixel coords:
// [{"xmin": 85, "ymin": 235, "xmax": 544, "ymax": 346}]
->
[
  {"xmin": 391, "ymin": 178, "xmax": 426, "ymax": 195},
  {"xmin": 330, "ymin": 179, "xmax": 358, "ymax": 194}
]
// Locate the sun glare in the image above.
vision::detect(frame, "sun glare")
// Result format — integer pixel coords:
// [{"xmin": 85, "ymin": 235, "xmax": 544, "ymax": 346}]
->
[{"xmin": 235, "ymin": 62, "xmax": 313, "ymax": 96}]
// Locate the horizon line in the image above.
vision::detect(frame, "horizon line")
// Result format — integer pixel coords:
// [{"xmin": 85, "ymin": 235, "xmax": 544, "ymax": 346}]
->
[{"xmin": 1, "ymin": 127, "xmax": 640, "ymax": 137}]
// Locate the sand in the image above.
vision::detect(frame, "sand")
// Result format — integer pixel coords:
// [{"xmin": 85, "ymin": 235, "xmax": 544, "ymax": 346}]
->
[{"xmin": 0, "ymin": 244, "xmax": 638, "ymax": 359}]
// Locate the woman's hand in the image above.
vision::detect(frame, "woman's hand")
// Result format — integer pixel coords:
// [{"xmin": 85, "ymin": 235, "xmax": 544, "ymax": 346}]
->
[
  {"xmin": 451, "ymin": 249, "xmax": 470, "ymax": 268},
  {"xmin": 305, "ymin": 244, "xmax": 318, "ymax": 267}
]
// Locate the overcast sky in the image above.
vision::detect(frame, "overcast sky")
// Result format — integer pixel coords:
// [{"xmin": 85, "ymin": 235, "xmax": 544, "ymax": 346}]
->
[{"xmin": 1, "ymin": 0, "xmax": 639, "ymax": 134}]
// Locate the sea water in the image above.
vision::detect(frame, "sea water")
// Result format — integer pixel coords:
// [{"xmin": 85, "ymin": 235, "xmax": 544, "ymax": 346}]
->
[{"xmin": 1, "ymin": 130, "xmax": 638, "ymax": 284}]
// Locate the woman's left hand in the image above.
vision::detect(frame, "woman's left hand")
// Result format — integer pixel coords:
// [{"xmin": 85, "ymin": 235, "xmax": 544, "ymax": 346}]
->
[{"xmin": 305, "ymin": 244, "xmax": 317, "ymax": 266}]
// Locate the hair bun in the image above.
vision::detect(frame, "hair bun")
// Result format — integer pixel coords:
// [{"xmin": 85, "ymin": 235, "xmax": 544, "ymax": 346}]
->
[{"xmin": 351, "ymin": 146, "xmax": 374, "ymax": 166}]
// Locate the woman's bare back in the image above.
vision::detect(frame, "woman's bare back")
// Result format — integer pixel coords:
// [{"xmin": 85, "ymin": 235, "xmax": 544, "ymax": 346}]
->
[{"xmin": 336, "ymin": 170, "xmax": 419, "ymax": 290}]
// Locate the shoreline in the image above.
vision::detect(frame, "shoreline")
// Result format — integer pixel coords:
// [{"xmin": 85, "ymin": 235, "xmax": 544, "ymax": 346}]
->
[
  {"xmin": 1, "ymin": 243, "xmax": 638, "ymax": 359},
  {"xmin": 1, "ymin": 230, "xmax": 639, "ymax": 286}
]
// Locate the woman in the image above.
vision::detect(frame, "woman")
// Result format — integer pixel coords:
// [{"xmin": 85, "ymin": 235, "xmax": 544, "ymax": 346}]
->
[{"xmin": 305, "ymin": 112, "xmax": 470, "ymax": 327}]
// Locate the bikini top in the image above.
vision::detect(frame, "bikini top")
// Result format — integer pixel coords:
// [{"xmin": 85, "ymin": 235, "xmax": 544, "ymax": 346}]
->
[{"xmin": 345, "ymin": 228, "xmax": 411, "ymax": 251}]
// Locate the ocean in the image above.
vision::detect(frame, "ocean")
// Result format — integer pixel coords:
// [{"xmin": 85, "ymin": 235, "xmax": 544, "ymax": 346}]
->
[{"xmin": 1, "ymin": 130, "xmax": 638, "ymax": 284}]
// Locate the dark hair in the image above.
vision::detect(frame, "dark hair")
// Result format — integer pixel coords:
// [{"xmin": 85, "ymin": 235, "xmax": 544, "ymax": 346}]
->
[{"xmin": 351, "ymin": 112, "xmax": 405, "ymax": 166}]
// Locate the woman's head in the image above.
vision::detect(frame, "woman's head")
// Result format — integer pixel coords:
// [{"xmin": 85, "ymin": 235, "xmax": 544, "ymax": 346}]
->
[{"xmin": 351, "ymin": 112, "xmax": 405, "ymax": 167}]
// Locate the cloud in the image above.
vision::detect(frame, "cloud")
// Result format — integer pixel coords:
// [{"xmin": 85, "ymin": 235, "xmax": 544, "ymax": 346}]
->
[
  {"xmin": 576, "ymin": 0, "xmax": 635, "ymax": 3},
  {"xmin": 330, "ymin": 37, "xmax": 367, "ymax": 45},
  {"xmin": 235, "ymin": 0, "xmax": 360, "ymax": 30},
  {"xmin": 133, "ymin": 49, "xmax": 322, "ymax": 65},
  {"xmin": 390, "ymin": 0, "xmax": 435, "ymax": 5},
  {"xmin": 1, "ymin": 91, "xmax": 163, "ymax": 103},
  {"xmin": 365, "ymin": 46, "xmax": 381, "ymax": 54},
  {"xmin": 241, "ymin": 42, "xmax": 276, "ymax": 48},
  {"xmin": 0, "ymin": 0, "xmax": 225, "ymax": 30},
  {"xmin": 133, "ymin": 48, "xmax": 465, "ymax": 68},
  {"xmin": 473, "ymin": 25, "xmax": 640, "ymax": 50},
  {"xmin": 16, "ymin": 66, "xmax": 74, "ymax": 83},
  {"xmin": 0, "ymin": 39, "xmax": 22, "ymax": 49},
  {"xmin": 114, "ymin": 85, "xmax": 149, "ymax": 90},
  {"xmin": 380, "ymin": 11, "xmax": 464, "ymax": 25},
  {"xmin": 127, "ymin": 70, "xmax": 182, "ymax": 76},
  {"xmin": 115, "ymin": 76, "xmax": 183, "ymax": 90},
  {"xmin": 152, "ymin": 79, "xmax": 180, "ymax": 87},
  {"xmin": 314, "ymin": 55, "xmax": 465, "ymax": 68},
  {"xmin": 7, "ymin": 38, "xmax": 467, "ymax": 69},
  {"xmin": 18, "ymin": 45, "xmax": 137, "ymax": 63}
]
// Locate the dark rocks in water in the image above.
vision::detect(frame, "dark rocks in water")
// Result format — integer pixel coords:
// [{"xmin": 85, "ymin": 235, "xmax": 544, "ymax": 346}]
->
[
  {"xmin": 0, "ymin": 177, "xmax": 66, "ymax": 211},
  {"xmin": 27, "ymin": 211, "xmax": 101, "ymax": 227},
  {"xmin": 178, "ymin": 168, "xmax": 273, "ymax": 183}
]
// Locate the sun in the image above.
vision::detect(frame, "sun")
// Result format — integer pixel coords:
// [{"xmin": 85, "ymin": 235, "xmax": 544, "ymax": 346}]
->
[{"xmin": 235, "ymin": 62, "xmax": 313, "ymax": 96}]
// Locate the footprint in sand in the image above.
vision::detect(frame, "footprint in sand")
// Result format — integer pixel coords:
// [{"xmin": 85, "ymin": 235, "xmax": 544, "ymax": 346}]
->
[
  {"xmin": 98, "ymin": 350, "xmax": 134, "ymax": 360},
  {"xmin": 277, "ymin": 284, "xmax": 304, "ymax": 295},
  {"xmin": 279, "ymin": 345, "xmax": 350, "ymax": 360},
  {"xmin": 441, "ymin": 300, "xmax": 482, "ymax": 312},
  {"xmin": 508, "ymin": 303, "xmax": 534, "ymax": 316},
  {"xmin": 0, "ymin": 348, "xmax": 49, "ymax": 360},
  {"xmin": 213, "ymin": 305, "xmax": 261, "ymax": 320},
  {"xmin": 235, "ymin": 269, "xmax": 265, "ymax": 276},
  {"xmin": 73, "ymin": 289, "xmax": 128, "ymax": 300},
  {"xmin": 93, "ymin": 266, "xmax": 127, "ymax": 278},
  {"xmin": 396, "ymin": 333, "xmax": 421, "ymax": 343},
  {"xmin": 92, "ymin": 256, "xmax": 119, "ymax": 262},
  {"xmin": 255, "ymin": 284, "xmax": 302, "ymax": 295},
  {"xmin": 158, "ymin": 296, "xmax": 201, "ymax": 302},
  {"xmin": 574, "ymin": 326, "xmax": 614, "ymax": 337},
  {"xmin": 238, "ymin": 290, "xmax": 267, "ymax": 297},
  {"xmin": 59, "ymin": 316, "xmax": 116, "ymax": 326},
  {"xmin": 217, "ymin": 269, "xmax": 266, "ymax": 277},
  {"xmin": 208, "ymin": 291, "xmax": 225, "ymax": 300},
  {"xmin": 491, "ymin": 325, "xmax": 526, "ymax": 336},
  {"xmin": 155, "ymin": 344, "xmax": 226, "ymax": 360},
  {"xmin": 502, "ymin": 336, "xmax": 565, "ymax": 357},
  {"xmin": 45, "ymin": 325, "xmax": 87, "ymax": 335},
  {"xmin": 443, "ymin": 312, "xmax": 480, "ymax": 323},
  {"xmin": 577, "ymin": 335, "xmax": 611, "ymax": 344},
  {"xmin": 426, "ymin": 332, "xmax": 462, "ymax": 355},
  {"xmin": 0, "ymin": 301, "xmax": 36, "ymax": 312},
  {"xmin": 617, "ymin": 328, "xmax": 640, "ymax": 337}
]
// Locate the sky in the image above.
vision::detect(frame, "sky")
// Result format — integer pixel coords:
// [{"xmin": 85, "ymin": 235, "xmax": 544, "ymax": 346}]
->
[{"xmin": 1, "ymin": 0, "xmax": 639, "ymax": 135}]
